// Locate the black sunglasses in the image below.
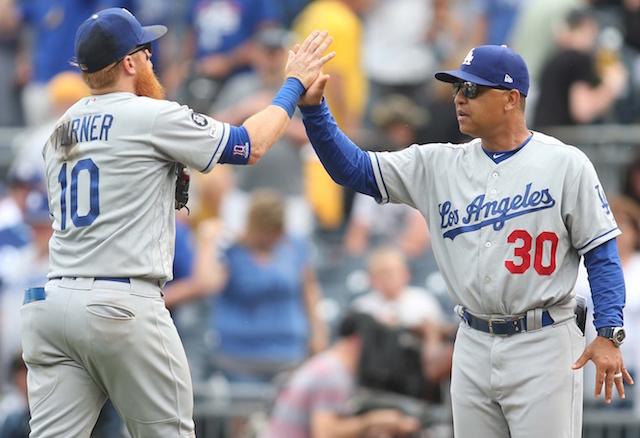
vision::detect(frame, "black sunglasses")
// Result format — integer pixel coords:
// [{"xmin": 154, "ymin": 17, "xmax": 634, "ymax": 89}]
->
[
  {"xmin": 127, "ymin": 42, "xmax": 152, "ymax": 57},
  {"xmin": 451, "ymin": 81, "xmax": 507, "ymax": 99}
]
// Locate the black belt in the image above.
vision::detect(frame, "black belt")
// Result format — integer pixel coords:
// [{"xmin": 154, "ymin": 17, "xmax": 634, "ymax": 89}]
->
[
  {"xmin": 462, "ymin": 310, "xmax": 554, "ymax": 336},
  {"xmin": 51, "ymin": 277, "xmax": 130, "ymax": 283}
]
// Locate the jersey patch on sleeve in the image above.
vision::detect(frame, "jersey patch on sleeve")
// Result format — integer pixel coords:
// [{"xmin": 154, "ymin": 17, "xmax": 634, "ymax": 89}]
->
[{"xmin": 190, "ymin": 112, "xmax": 209, "ymax": 128}]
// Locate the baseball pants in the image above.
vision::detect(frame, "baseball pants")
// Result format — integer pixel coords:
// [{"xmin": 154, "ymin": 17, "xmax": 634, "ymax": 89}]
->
[
  {"xmin": 451, "ymin": 317, "xmax": 585, "ymax": 438},
  {"xmin": 20, "ymin": 277, "xmax": 195, "ymax": 438}
]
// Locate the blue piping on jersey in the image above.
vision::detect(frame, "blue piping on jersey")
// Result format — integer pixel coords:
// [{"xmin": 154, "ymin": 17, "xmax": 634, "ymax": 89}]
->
[
  {"xmin": 483, "ymin": 132, "xmax": 533, "ymax": 164},
  {"xmin": 202, "ymin": 122, "xmax": 227, "ymax": 172},
  {"xmin": 371, "ymin": 153, "xmax": 389, "ymax": 204},
  {"xmin": 577, "ymin": 227, "xmax": 619, "ymax": 252}
]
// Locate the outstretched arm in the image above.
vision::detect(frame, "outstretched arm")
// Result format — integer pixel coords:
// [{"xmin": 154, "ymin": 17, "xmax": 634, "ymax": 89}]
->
[{"xmin": 298, "ymin": 75, "xmax": 381, "ymax": 199}]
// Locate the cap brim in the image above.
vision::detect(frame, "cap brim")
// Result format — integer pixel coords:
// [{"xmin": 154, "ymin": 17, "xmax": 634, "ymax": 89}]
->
[
  {"xmin": 434, "ymin": 69, "xmax": 497, "ymax": 87},
  {"xmin": 140, "ymin": 25, "xmax": 168, "ymax": 44}
]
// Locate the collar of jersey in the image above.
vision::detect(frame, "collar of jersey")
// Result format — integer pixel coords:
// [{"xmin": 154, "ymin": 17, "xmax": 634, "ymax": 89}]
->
[{"xmin": 483, "ymin": 132, "xmax": 533, "ymax": 164}]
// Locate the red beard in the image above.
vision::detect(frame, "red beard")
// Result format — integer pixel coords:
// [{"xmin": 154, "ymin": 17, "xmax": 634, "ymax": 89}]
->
[{"xmin": 135, "ymin": 64, "xmax": 166, "ymax": 100}]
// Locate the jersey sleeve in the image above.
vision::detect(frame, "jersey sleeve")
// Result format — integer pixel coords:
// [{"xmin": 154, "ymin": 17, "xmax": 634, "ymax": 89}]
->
[
  {"xmin": 369, "ymin": 144, "xmax": 435, "ymax": 209},
  {"xmin": 150, "ymin": 101, "xmax": 229, "ymax": 173},
  {"xmin": 564, "ymin": 159, "xmax": 620, "ymax": 255}
]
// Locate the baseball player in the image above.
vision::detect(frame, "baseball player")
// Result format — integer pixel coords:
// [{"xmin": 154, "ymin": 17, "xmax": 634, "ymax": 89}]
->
[
  {"xmin": 297, "ymin": 45, "xmax": 632, "ymax": 437},
  {"xmin": 19, "ymin": 7, "xmax": 334, "ymax": 438}
]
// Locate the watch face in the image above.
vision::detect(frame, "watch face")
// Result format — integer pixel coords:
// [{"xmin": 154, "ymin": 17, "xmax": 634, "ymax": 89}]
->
[{"xmin": 613, "ymin": 328, "xmax": 626, "ymax": 346}]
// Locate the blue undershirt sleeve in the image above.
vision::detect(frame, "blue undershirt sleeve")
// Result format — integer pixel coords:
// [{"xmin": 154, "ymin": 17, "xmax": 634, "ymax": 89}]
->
[
  {"xmin": 219, "ymin": 126, "xmax": 250, "ymax": 165},
  {"xmin": 299, "ymin": 100, "xmax": 381, "ymax": 200},
  {"xmin": 583, "ymin": 238, "xmax": 625, "ymax": 328}
]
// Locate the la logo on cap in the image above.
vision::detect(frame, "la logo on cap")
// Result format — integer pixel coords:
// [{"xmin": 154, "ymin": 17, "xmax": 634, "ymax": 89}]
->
[{"xmin": 462, "ymin": 49, "xmax": 474, "ymax": 66}]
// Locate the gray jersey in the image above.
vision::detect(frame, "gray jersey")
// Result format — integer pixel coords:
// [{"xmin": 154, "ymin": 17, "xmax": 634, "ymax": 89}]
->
[
  {"xmin": 43, "ymin": 92, "xmax": 228, "ymax": 282},
  {"xmin": 368, "ymin": 131, "xmax": 619, "ymax": 316}
]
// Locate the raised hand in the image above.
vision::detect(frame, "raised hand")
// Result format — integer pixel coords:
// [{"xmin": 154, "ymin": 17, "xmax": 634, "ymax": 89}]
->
[
  {"xmin": 284, "ymin": 30, "xmax": 334, "ymax": 89},
  {"xmin": 299, "ymin": 73, "xmax": 330, "ymax": 107}
]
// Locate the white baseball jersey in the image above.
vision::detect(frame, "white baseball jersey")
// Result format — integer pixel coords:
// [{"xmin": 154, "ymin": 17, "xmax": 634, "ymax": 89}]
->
[
  {"xmin": 43, "ymin": 92, "xmax": 229, "ymax": 282},
  {"xmin": 368, "ymin": 131, "xmax": 619, "ymax": 317}
]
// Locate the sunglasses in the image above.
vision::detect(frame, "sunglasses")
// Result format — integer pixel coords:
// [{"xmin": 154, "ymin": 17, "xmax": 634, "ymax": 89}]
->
[
  {"xmin": 127, "ymin": 42, "xmax": 153, "ymax": 57},
  {"xmin": 451, "ymin": 81, "xmax": 507, "ymax": 99}
]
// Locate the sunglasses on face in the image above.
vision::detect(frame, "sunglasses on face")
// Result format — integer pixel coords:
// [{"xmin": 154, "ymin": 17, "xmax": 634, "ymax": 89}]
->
[
  {"xmin": 451, "ymin": 81, "xmax": 507, "ymax": 99},
  {"xmin": 127, "ymin": 42, "xmax": 152, "ymax": 57}
]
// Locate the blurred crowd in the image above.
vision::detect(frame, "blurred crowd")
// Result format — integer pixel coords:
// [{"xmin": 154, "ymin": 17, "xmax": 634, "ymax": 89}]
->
[{"xmin": 1, "ymin": 0, "xmax": 640, "ymax": 437}]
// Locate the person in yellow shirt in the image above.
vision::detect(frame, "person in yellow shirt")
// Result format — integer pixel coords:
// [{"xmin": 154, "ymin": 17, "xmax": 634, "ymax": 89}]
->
[{"xmin": 293, "ymin": 0, "xmax": 372, "ymax": 230}]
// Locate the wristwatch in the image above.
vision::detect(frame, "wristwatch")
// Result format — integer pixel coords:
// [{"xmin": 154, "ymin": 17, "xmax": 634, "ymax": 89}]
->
[{"xmin": 597, "ymin": 327, "xmax": 626, "ymax": 347}]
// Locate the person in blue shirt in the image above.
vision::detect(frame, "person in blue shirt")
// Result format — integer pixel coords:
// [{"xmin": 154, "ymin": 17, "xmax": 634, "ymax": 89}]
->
[
  {"xmin": 175, "ymin": 0, "xmax": 282, "ymax": 112},
  {"xmin": 194, "ymin": 188, "xmax": 328, "ymax": 383}
]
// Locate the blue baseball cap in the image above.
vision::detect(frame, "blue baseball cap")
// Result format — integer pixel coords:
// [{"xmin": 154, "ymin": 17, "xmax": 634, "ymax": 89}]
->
[
  {"xmin": 435, "ymin": 45, "xmax": 529, "ymax": 96},
  {"xmin": 74, "ymin": 8, "xmax": 167, "ymax": 73}
]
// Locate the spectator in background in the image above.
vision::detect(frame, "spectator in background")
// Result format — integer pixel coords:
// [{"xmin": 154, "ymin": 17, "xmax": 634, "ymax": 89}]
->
[
  {"xmin": 211, "ymin": 27, "xmax": 314, "ymax": 238},
  {"xmin": 195, "ymin": 189, "xmax": 329, "ymax": 385},
  {"xmin": 0, "ymin": 163, "xmax": 44, "ymax": 232},
  {"xmin": 0, "ymin": 188, "xmax": 51, "ymax": 385},
  {"xmin": 292, "ymin": 0, "xmax": 372, "ymax": 231},
  {"xmin": 533, "ymin": 7, "xmax": 628, "ymax": 129},
  {"xmin": 473, "ymin": 0, "xmax": 530, "ymax": 46},
  {"xmin": 508, "ymin": 0, "xmax": 583, "ymax": 123},
  {"xmin": 360, "ymin": 0, "xmax": 439, "ymax": 133},
  {"xmin": 351, "ymin": 245, "xmax": 454, "ymax": 383},
  {"xmin": 176, "ymin": 0, "xmax": 281, "ymax": 114},
  {"xmin": 344, "ymin": 95, "xmax": 431, "ymax": 260},
  {"xmin": 260, "ymin": 311, "xmax": 421, "ymax": 438},
  {"xmin": 1, "ymin": 0, "xmax": 117, "ymax": 126},
  {"xmin": 10, "ymin": 71, "xmax": 90, "ymax": 185},
  {"xmin": 575, "ymin": 195, "xmax": 640, "ymax": 413}
]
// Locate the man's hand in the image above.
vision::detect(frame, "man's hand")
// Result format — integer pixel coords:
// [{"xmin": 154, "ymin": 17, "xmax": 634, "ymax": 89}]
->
[
  {"xmin": 284, "ymin": 30, "xmax": 334, "ymax": 89},
  {"xmin": 572, "ymin": 336, "xmax": 634, "ymax": 403},
  {"xmin": 299, "ymin": 73, "xmax": 330, "ymax": 107}
]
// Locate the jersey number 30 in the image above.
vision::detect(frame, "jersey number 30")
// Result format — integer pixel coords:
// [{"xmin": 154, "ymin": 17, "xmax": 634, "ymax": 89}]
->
[
  {"xmin": 57, "ymin": 159, "xmax": 100, "ymax": 230},
  {"xmin": 505, "ymin": 230, "xmax": 558, "ymax": 275}
]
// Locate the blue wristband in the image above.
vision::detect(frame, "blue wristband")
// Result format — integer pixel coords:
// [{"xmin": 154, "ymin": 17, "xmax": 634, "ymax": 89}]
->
[{"xmin": 271, "ymin": 77, "xmax": 306, "ymax": 118}]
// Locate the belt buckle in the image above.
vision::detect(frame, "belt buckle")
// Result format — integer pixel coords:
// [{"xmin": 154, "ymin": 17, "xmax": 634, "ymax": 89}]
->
[{"xmin": 488, "ymin": 318, "xmax": 507, "ymax": 336}]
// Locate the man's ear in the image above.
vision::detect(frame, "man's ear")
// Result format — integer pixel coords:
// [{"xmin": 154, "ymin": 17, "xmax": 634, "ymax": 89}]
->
[
  {"xmin": 505, "ymin": 89, "xmax": 521, "ymax": 111},
  {"xmin": 122, "ymin": 55, "xmax": 137, "ymax": 75}
]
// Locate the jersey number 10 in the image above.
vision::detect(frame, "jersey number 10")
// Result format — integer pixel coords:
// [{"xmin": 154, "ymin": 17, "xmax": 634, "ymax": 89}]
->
[
  {"xmin": 57, "ymin": 159, "xmax": 100, "ymax": 230},
  {"xmin": 505, "ymin": 230, "xmax": 558, "ymax": 275}
]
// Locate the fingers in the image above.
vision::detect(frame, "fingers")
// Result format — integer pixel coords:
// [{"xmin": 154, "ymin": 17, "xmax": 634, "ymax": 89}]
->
[
  {"xmin": 604, "ymin": 371, "xmax": 615, "ymax": 403},
  {"xmin": 614, "ymin": 371, "xmax": 626, "ymax": 401},
  {"xmin": 298, "ymin": 30, "xmax": 320, "ymax": 53},
  {"xmin": 596, "ymin": 368, "xmax": 633, "ymax": 403},
  {"xmin": 571, "ymin": 352, "xmax": 589, "ymax": 370},
  {"xmin": 306, "ymin": 29, "xmax": 330, "ymax": 54},
  {"xmin": 623, "ymin": 367, "xmax": 635, "ymax": 385},
  {"xmin": 319, "ymin": 50, "xmax": 336, "ymax": 67}
]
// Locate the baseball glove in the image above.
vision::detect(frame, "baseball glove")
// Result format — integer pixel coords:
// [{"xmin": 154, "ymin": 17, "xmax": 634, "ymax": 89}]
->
[{"xmin": 175, "ymin": 162, "xmax": 191, "ymax": 212}]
